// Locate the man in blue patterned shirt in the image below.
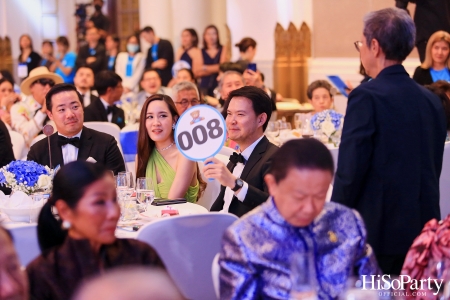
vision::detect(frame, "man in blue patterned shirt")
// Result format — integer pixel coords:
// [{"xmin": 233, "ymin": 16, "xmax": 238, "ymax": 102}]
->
[{"xmin": 219, "ymin": 139, "xmax": 381, "ymax": 299}]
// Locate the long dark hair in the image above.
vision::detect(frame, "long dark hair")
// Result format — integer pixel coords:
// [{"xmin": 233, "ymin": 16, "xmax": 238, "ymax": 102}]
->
[
  {"xmin": 19, "ymin": 34, "xmax": 33, "ymax": 52},
  {"xmin": 136, "ymin": 94, "xmax": 206, "ymax": 199},
  {"xmin": 37, "ymin": 161, "xmax": 109, "ymax": 252},
  {"xmin": 202, "ymin": 25, "xmax": 221, "ymax": 50},
  {"xmin": 183, "ymin": 28, "xmax": 199, "ymax": 49}
]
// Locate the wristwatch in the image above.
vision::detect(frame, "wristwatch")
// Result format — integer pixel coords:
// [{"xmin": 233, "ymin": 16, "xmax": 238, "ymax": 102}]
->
[{"xmin": 232, "ymin": 178, "xmax": 244, "ymax": 192}]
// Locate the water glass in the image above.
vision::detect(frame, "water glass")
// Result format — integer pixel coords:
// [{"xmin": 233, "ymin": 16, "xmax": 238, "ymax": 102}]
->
[
  {"xmin": 294, "ymin": 113, "xmax": 302, "ymax": 130},
  {"xmin": 301, "ymin": 118, "xmax": 314, "ymax": 138},
  {"xmin": 118, "ymin": 171, "xmax": 133, "ymax": 188},
  {"xmin": 136, "ymin": 177, "xmax": 155, "ymax": 208},
  {"xmin": 290, "ymin": 252, "xmax": 318, "ymax": 300}
]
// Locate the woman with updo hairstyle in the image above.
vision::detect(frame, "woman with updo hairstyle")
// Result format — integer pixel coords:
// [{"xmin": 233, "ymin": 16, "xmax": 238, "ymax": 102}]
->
[
  {"xmin": 27, "ymin": 161, "xmax": 163, "ymax": 300},
  {"xmin": 235, "ymin": 37, "xmax": 257, "ymax": 70},
  {"xmin": 175, "ymin": 28, "xmax": 203, "ymax": 78}
]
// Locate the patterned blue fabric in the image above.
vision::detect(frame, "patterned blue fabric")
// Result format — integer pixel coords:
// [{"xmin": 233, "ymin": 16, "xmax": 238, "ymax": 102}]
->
[{"xmin": 220, "ymin": 198, "xmax": 381, "ymax": 300}]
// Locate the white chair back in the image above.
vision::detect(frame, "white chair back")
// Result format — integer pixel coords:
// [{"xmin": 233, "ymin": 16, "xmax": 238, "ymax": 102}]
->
[
  {"xmin": 197, "ymin": 154, "xmax": 230, "ymax": 210},
  {"xmin": 30, "ymin": 134, "xmax": 46, "ymax": 147},
  {"xmin": 84, "ymin": 121, "xmax": 124, "ymax": 159},
  {"xmin": 219, "ymin": 146, "xmax": 234, "ymax": 157},
  {"xmin": 137, "ymin": 213, "xmax": 238, "ymax": 300},
  {"xmin": 9, "ymin": 130, "xmax": 27, "ymax": 159},
  {"xmin": 211, "ymin": 253, "xmax": 220, "ymax": 299},
  {"xmin": 8, "ymin": 224, "xmax": 40, "ymax": 266},
  {"xmin": 440, "ymin": 142, "xmax": 450, "ymax": 218}
]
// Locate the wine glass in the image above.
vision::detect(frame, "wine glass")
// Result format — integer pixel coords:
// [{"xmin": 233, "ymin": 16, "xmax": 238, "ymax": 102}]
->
[
  {"xmin": 294, "ymin": 113, "xmax": 302, "ymax": 130},
  {"xmin": 301, "ymin": 118, "xmax": 314, "ymax": 138},
  {"xmin": 265, "ymin": 121, "xmax": 280, "ymax": 143},
  {"xmin": 136, "ymin": 177, "xmax": 155, "ymax": 210}
]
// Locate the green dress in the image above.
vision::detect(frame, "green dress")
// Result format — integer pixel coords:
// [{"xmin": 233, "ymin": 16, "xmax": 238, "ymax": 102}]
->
[{"xmin": 145, "ymin": 149, "xmax": 199, "ymax": 203}]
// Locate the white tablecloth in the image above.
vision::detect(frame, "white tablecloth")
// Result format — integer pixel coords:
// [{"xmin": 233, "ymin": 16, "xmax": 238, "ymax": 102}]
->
[{"xmin": 116, "ymin": 202, "xmax": 208, "ymax": 238}]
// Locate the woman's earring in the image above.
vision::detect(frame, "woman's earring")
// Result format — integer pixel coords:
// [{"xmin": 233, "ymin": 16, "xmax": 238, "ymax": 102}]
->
[
  {"xmin": 61, "ymin": 220, "xmax": 71, "ymax": 230},
  {"xmin": 172, "ymin": 124, "xmax": 175, "ymax": 130}
]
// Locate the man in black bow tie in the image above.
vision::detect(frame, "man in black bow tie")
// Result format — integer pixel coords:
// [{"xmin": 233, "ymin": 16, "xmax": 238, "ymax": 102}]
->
[
  {"xmin": 84, "ymin": 70, "xmax": 126, "ymax": 129},
  {"xmin": 203, "ymin": 86, "xmax": 278, "ymax": 217},
  {"xmin": 27, "ymin": 83, "xmax": 125, "ymax": 174}
]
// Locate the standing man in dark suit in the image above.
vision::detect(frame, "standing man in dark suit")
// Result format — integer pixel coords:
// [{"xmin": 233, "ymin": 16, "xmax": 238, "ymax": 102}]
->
[
  {"xmin": 140, "ymin": 27, "xmax": 174, "ymax": 87},
  {"xmin": 75, "ymin": 27, "xmax": 107, "ymax": 73},
  {"xmin": 84, "ymin": 70, "xmax": 125, "ymax": 129},
  {"xmin": 396, "ymin": 0, "xmax": 450, "ymax": 62},
  {"xmin": 203, "ymin": 86, "xmax": 278, "ymax": 217},
  {"xmin": 27, "ymin": 83, "xmax": 125, "ymax": 175},
  {"xmin": 332, "ymin": 8, "xmax": 447, "ymax": 275}
]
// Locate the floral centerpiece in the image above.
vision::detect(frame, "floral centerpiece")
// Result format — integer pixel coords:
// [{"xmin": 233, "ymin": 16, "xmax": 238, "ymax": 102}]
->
[
  {"xmin": 0, "ymin": 161, "xmax": 53, "ymax": 194},
  {"xmin": 310, "ymin": 109, "xmax": 344, "ymax": 145}
]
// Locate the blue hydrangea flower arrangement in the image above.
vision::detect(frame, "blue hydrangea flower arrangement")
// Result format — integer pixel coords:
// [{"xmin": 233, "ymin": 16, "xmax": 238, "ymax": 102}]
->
[
  {"xmin": 310, "ymin": 109, "xmax": 344, "ymax": 132},
  {"xmin": 0, "ymin": 161, "xmax": 53, "ymax": 194}
]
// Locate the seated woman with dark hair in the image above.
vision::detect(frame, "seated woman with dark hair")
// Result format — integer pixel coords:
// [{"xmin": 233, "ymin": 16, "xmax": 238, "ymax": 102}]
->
[
  {"xmin": 0, "ymin": 226, "xmax": 28, "ymax": 300},
  {"xmin": 26, "ymin": 161, "xmax": 164, "ymax": 300},
  {"xmin": 136, "ymin": 94, "xmax": 205, "ymax": 203}
]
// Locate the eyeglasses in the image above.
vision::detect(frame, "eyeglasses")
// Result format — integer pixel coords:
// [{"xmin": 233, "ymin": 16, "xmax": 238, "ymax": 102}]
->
[
  {"xmin": 174, "ymin": 99, "xmax": 200, "ymax": 107},
  {"xmin": 354, "ymin": 41, "xmax": 363, "ymax": 52}
]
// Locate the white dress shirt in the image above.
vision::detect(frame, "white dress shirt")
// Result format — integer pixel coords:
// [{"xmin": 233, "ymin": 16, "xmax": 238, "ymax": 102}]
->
[
  {"xmin": 59, "ymin": 130, "xmax": 82, "ymax": 165},
  {"xmin": 222, "ymin": 135, "xmax": 264, "ymax": 213},
  {"xmin": 99, "ymin": 98, "xmax": 113, "ymax": 122}
]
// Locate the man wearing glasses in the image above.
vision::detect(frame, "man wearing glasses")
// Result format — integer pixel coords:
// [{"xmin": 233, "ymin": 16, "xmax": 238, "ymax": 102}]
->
[
  {"xmin": 172, "ymin": 81, "xmax": 200, "ymax": 115},
  {"xmin": 332, "ymin": 8, "xmax": 447, "ymax": 275},
  {"xmin": 10, "ymin": 66, "xmax": 63, "ymax": 145}
]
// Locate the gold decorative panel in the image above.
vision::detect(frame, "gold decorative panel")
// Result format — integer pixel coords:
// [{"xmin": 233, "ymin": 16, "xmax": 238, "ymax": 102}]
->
[
  {"xmin": 273, "ymin": 22, "xmax": 311, "ymax": 103},
  {"xmin": 0, "ymin": 36, "xmax": 13, "ymax": 74}
]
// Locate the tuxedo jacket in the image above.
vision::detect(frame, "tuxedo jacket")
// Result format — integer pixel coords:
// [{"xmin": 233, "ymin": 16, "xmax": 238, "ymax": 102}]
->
[
  {"xmin": 332, "ymin": 64, "xmax": 447, "ymax": 256},
  {"xmin": 27, "ymin": 126, "xmax": 125, "ymax": 175},
  {"xmin": 210, "ymin": 136, "xmax": 278, "ymax": 217},
  {"xmin": 83, "ymin": 97, "xmax": 126, "ymax": 129}
]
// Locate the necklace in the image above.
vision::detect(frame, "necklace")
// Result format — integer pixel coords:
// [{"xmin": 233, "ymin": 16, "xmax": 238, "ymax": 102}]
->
[{"xmin": 156, "ymin": 142, "xmax": 175, "ymax": 152}]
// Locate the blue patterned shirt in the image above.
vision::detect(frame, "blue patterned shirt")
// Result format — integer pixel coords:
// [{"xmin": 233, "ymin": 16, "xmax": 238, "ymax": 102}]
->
[{"xmin": 220, "ymin": 198, "xmax": 381, "ymax": 299}]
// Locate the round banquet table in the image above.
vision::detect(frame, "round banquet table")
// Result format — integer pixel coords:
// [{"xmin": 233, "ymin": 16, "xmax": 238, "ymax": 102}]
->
[{"xmin": 115, "ymin": 202, "xmax": 209, "ymax": 238}]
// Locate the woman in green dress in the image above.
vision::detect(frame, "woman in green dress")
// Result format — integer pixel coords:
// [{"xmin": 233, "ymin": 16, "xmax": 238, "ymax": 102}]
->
[{"xmin": 136, "ymin": 94, "xmax": 205, "ymax": 202}]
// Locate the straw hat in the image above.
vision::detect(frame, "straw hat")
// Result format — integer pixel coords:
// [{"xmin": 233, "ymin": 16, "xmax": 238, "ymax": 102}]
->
[{"xmin": 20, "ymin": 66, "xmax": 63, "ymax": 96}]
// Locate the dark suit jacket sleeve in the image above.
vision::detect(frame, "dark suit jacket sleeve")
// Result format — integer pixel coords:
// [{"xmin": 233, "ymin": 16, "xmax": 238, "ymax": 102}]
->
[
  {"xmin": 241, "ymin": 158, "xmax": 272, "ymax": 208},
  {"xmin": 83, "ymin": 105, "xmax": 95, "ymax": 122},
  {"xmin": 145, "ymin": 48, "xmax": 153, "ymax": 69},
  {"xmin": 26, "ymin": 145, "xmax": 38, "ymax": 163},
  {"xmin": 412, "ymin": 66, "xmax": 433, "ymax": 85},
  {"xmin": 88, "ymin": 45, "xmax": 107, "ymax": 72},
  {"xmin": 331, "ymin": 87, "xmax": 376, "ymax": 208},
  {"xmin": 104, "ymin": 135, "xmax": 126, "ymax": 175}
]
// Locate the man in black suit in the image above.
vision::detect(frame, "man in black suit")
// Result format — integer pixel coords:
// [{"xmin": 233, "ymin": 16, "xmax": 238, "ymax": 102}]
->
[
  {"xmin": 332, "ymin": 8, "xmax": 447, "ymax": 275},
  {"xmin": 27, "ymin": 83, "xmax": 125, "ymax": 175},
  {"xmin": 396, "ymin": 0, "xmax": 450, "ymax": 62},
  {"xmin": 203, "ymin": 86, "xmax": 278, "ymax": 217},
  {"xmin": 140, "ymin": 26, "xmax": 174, "ymax": 86},
  {"xmin": 84, "ymin": 70, "xmax": 125, "ymax": 129},
  {"xmin": 75, "ymin": 27, "xmax": 107, "ymax": 73},
  {"xmin": 74, "ymin": 67, "xmax": 98, "ymax": 107}
]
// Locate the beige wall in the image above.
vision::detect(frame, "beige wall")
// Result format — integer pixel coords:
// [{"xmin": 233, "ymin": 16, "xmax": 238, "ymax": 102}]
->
[{"xmin": 312, "ymin": 0, "xmax": 418, "ymax": 58}]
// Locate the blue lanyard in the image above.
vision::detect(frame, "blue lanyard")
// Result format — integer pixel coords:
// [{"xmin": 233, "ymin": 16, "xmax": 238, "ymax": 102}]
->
[
  {"xmin": 89, "ymin": 48, "xmax": 96, "ymax": 56},
  {"xmin": 151, "ymin": 43, "xmax": 158, "ymax": 61},
  {"xmin": 108, "ymin": 56, "xmax": 115, "ymax": 70},
  {"xmin": 126, "ymin": 55, "xmax": 134, "ymax": 77}
]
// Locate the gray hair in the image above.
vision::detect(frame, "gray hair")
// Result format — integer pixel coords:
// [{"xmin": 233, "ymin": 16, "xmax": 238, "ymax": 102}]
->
[
  {"xmin": 172, "ymin": 81, "xmax": 199, "ymax": 102},
  {"xmin": 218, "ymin": 71, "xmax": 244, "ymax": 91},
  {"xmin": 363, "ymin": 7, "xmax": 415, "ymax": 62}
]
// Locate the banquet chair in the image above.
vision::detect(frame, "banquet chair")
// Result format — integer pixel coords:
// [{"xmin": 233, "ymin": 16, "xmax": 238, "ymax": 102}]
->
[
  {"xmin": 197, "ymin": 154, "xmax": 230, "ymax": 210},
  {"xmin": 137, "ymin": 213, "xmax": 238, "ymax": 300},
  {"xmin": 218, "ymin": 146, "xmax": 234, "ymax": 157},
  {"xmin": 9, "ymin": 130, "xmax": 27, "ymax": 160},
  {"xmin": 8, "ymin": 224, "xmax": 40, "ymax": 266},
  {"xmin": 84, "ymin": 121, "xmax": 124, "ymax": 159},
  {"xmin": 440, "ymin": 142, "xmax": 450, "ymax": 218},
  {"xmin": 211, "ymin": 253, "xmax": 220, "ymax": 298},
  {"xmin": 30, "ymin": 134, "xmax": 46, "ymax": 147}
]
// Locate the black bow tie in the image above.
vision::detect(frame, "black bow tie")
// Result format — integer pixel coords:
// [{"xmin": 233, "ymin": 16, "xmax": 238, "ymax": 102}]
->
[
  {"xmin": 58, "ymin": 136, "xmax": 80, "ymax": 148},
  {"xmin": 229, "ymin": 152, "xmax": 246, "ymax": 165},
  {"xmin": 106, "ymin": 105, "xmax": 115, "ymax": 114}
]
